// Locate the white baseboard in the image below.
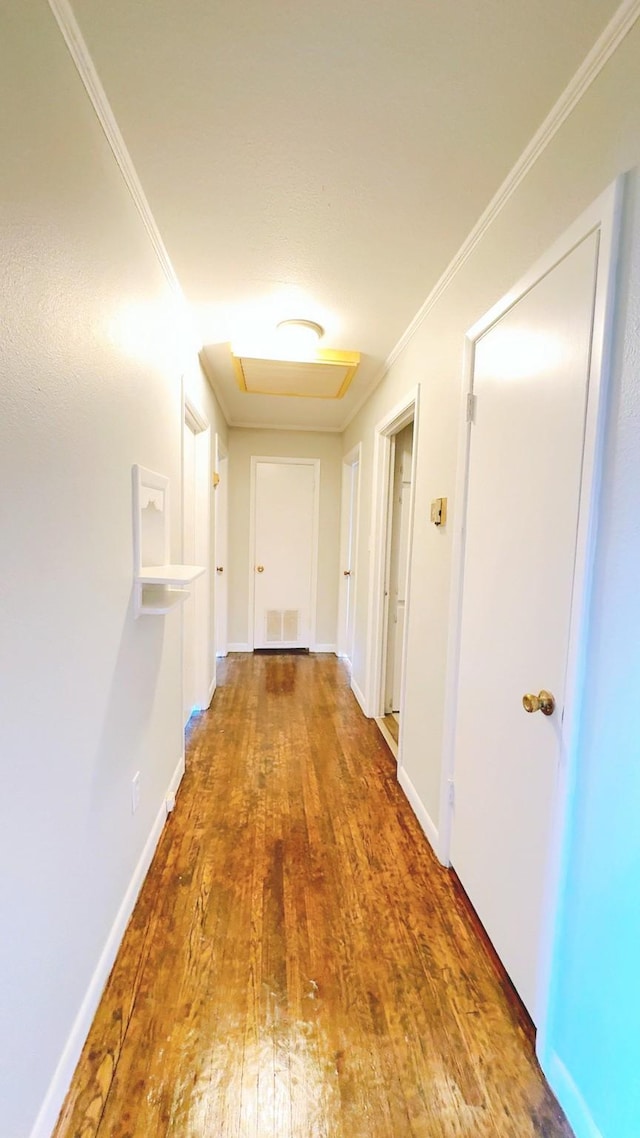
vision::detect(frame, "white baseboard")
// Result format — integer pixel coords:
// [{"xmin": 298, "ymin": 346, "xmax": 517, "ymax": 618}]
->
[
  {"xmin": 207, "ymin": 675, "xmax": 216, "ymax": 706},
  {"xmin": 227, "ymin": 642, "xmax": 251, "ymax": 653},
  {"xmin": 313, "ymin": 643, "xmax": 336, "ymax": 654},
  {"xmin": 351, "ymin": 675, "xmax": 369, "ymax": 716},
  {"xmin": 397, "ymin": 765, "xmax": 439, "ymax": 856},
  {"xmin": 29, "ymin": 752, "xmax": 186, "ymax": 1138},
  {"xmin": 540, "ymin": 1049, "xmax": 603, "ymax": 1138}
]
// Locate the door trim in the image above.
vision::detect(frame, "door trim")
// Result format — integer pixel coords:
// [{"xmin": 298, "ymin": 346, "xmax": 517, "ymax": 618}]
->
[
  {"xmin": 439, "ymin": 178, "xmax": 624, "ymax": 1046},
  {"xmin": 337, "ymin": 443, "xmax": 361, "ymax": 660},
  {"xmin": 248, "ymin": 456, "xmax": 321, "ymax": 651},
  {"xmin": 365, "ymin": 389, "xmax": 420, "ymax": 761},
  {"xmin": 183, "ymin": 393, "xmax": 212, "ymax": 714}
]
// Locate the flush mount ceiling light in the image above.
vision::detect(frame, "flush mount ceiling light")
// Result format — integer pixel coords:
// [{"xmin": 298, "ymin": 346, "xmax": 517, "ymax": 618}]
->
[{"xmin": 275, "ymin": 318, "xmax": 324, "ymax": 358}]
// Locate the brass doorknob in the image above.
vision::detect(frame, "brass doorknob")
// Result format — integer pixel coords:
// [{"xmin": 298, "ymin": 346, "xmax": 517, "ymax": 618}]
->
[
  {"xmin": 216, "ymin": 566, "xmax": 224, "ymax": 573},
  {"xmin": 256, "ymin": 565, "xmax": 264, "ymax": 573},
  {"xmin": 522, "ymin": 690, "xmax": 555, "ymax": 716},
  {"xmin": 343, "ymin": 570, "xmax": 352, "ymax": 577}
]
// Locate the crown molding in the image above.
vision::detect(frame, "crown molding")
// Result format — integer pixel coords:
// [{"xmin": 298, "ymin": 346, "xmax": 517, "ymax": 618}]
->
[
  {"xmin": 343, "ymin": 0, "xmax": 640, "ymax": 431},
  {"xmin": 47, "ymin": 0, "xmax": 182, "ymax": 297},
  {"xmin": 229, "ymin": 420, "xmax": 343, "ymax": 434}
]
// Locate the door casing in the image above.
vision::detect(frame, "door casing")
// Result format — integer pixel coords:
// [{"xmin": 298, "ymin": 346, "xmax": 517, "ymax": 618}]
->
[
  {"xmin": 439, "ymin": 178, "xmax": 623, "ymax": 1061},
  {"xmin": 182, "ymin": 394, "xmax": 212, "ymax": 716},
  {"xmin": 365, "ymin": 389, "xmax": 420, "ymax": 755}
]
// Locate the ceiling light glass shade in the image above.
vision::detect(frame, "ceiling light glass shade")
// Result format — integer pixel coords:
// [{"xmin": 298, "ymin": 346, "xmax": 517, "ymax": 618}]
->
[{"xmin": 275, "ymin": 319, "xmax": 324, "ymax": 360}]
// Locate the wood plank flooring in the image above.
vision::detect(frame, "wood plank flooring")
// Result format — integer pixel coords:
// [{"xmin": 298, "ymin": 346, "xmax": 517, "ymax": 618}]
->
[{"xmin": 53, "ymin": 653, "xmax": 573, "ymax": 1138}]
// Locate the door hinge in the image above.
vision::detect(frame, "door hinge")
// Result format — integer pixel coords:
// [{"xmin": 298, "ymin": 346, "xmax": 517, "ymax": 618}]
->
[
  {"xmin": 466, "ymin": 392, "xmax": 477, "ymax": 423},
  {"xmin": 448, "ymin": 778, "xmax": 455, "ymax": 807}
]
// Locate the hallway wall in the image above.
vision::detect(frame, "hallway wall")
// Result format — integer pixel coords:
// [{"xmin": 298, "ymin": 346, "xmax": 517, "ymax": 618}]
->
[
  {"xmin": 0, "ymin": 4, "xmax": 206, "ymax": 1135},
  {"xmin": 227, "ymin": 428, "xmax": 342, "ymax": 650},
  {"xmin": 343, "ymin": 21, "xmax": 640, "ymax": 1138}
]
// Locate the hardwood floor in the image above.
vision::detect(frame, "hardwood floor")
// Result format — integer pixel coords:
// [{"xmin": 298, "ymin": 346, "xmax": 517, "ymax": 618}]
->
[{"xmin": 53, "ymin": 653, "xmax": 572, "ymax": 1138}]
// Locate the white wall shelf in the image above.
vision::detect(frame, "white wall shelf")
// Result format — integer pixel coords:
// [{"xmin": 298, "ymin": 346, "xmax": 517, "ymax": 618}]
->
[
  {"xmin": 133, "ymin": 465, "xmax": 205, "ymax": 618},
  {"xmin": 139, "ymin": 565, "xmax": 205, "ymax": 585}
]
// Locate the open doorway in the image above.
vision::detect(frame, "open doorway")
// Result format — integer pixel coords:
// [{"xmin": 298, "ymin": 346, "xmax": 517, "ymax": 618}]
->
[
  {"xmin": 366, "ymin": 389, "xmax": 419, "ymax": 761},
  {"xmin": 337, "ymin": 444, "xmax": 361, "ymax": 664},
  {"xmin": 382, "ymin": 421, "xmax": 413, "ymax": 746}
]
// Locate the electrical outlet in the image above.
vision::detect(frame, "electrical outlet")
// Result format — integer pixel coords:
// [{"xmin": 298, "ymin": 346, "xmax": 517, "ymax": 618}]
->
[{"xmin": 131, "ymin": 771, "xmax": 141, "ymax": 814}]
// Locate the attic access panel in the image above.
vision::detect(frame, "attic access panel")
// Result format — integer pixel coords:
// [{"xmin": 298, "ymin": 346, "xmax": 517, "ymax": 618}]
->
[{"xmin": 231, "ymin": 349, "xmax": 360, "ymax": 399}]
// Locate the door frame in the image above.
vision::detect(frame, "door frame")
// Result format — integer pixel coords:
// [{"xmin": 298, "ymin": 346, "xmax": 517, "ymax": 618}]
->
[
  {"xmin": 337, "ymin": 443, "xmax": 361, "ymax": 661},
  {"xmin": 248, "ymin": 455, "xmax": 320, "ymax": 651},
  {"xmin": 183, "ymin": 394, "xmax": 212, "ymax": 714},
  {"xmin": 439, "ymin": 179, "xmax": 623, "ymax": 1047},
  {"xmin": 214, "ymin": 434, "xmax": 228, "ymax": 659},
  {"xmin": 365, "ymin": 389, "xmax": 419, "ymax": 747}
]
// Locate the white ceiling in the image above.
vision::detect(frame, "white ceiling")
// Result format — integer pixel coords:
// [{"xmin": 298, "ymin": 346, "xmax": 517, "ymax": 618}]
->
[{"xmin": 71, "ymin": 0, "xmax": 620, "ymax": 431}]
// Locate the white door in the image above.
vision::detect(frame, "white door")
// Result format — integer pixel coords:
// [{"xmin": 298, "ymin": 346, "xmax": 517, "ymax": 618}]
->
[
  {"xmin": 253, "ymin": 460, "xmax": 316, "ymax": 649},
  {"xmin": 215, "ymin": 448, "xmax": 228, "ymax": 658},
  {"xmin": 338, "ymin": 455, "xmax": 360, "ymax": 662},
  {"xmin": 344, "ymin": 459, "xmax": 359, "ymax": 662},
  {"xmin": 183, "ymin": 419, "xmax": 197, "ymax": 725},
  {"xmin": 451, "ymin": 232, "xmax": 599, "ymax": 1021}
]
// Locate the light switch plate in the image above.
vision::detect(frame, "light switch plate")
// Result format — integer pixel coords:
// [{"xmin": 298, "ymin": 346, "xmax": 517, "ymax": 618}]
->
[{"xmin": 430, "ymin": 497, "xmax": 448, "ymax": 526}]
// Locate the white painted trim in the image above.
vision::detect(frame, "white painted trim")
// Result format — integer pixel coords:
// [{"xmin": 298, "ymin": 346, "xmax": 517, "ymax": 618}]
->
[
  {"xmin": 227, "ymin": 642, "xmax": 251, "ymax": 653},
  {"xmin": 207, "ymin": 674, "xmax": 217, "ymax": 707},
  {"xmin": 375, "ymin": 717, "xmax": 398, "ymax": 761},
  {"xmin": 184, "ymin": 397, "xmax": 208, "ymax": 435},
  {"xmin": 229, "ymin": 418, "xmax": 343, "ymax": 433},
  {"xmin": 29, "ymin": 751, "xmax": 186, "ymax": 1138},
  {"xmin": 313, "ymin": 644, "xmax": 336, "ymax": 654},
  {"xmin": 350, "ymin": 675, "xmax": 369, "ymax": 716},
  {"xmin": 397, "ymin": 766, "xmax": 439, "ymax": 855},
  {"xmin": 342, "ymin": 0, "xmax": 640, "ymax": 431},
  {"xmin": 47, "ymin": 0, "xmax": 183, "ymax": 298},
  {"xmin": 439, "ymin": 179, "xmax": 624, "ymax": 1044},
  {"xmin": 395, "ymin": 402, "xmax": 420, "ymax": 772},
  {"xmin": 365, "ymin": 390, "xmax": 419, "ymax": 722},
  {"xmin": 183, "ymin": 393, "xmax": 212, "ymax": 717},
  {"xmin": 541, "ymin": 1052, "xmax": 604, "ymax": 1138},
  {"xmin": 248, "ymin": 456, "xmax": 320, "ymax": 651}
]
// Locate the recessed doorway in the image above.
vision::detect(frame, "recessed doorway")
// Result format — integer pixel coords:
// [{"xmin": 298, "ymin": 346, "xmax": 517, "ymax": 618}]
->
[{"xmin": 366, "ymin": 390, "xmax": 419, "ymax": 762}]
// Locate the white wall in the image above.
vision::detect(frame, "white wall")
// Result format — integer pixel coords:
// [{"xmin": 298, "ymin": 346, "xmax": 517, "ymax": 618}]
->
[
  {"xmin": 227, "ymin": 429, "xmax": 342, "ymax": 649},
  {"xmin": 343, "ymin": 21, "xmax": 640, "ymax": 1138},
  {"xmin": 0, "ymin": 4, "xmax": 201, "ymax": 1134}
]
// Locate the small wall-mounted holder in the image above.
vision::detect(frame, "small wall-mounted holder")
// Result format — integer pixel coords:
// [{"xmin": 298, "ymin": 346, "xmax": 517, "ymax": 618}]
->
[
  {"xmin": 430, "ymin": 497, "xmax": 448, "ymax": 527},
  {"xmin": 132, "ymin": 465, "xmax": 205, "ymax": 617}
]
